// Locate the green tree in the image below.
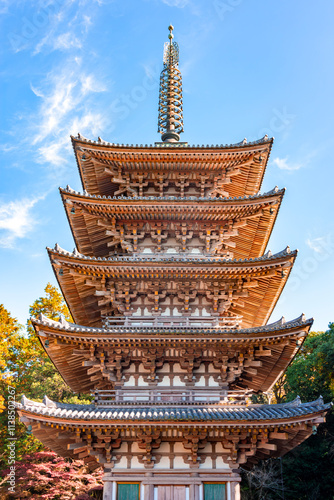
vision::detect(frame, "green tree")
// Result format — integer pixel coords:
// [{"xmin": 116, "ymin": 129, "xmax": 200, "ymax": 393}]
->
[
  {"xmin": 279, "ymin": 323, "xmax": 334, "ymax": 499},
  {"xmin": 284, "ymin": 325, "xmax": 334, "ymax": 403},
  {"xmin": 242, "ymin": 324, "xmax": 334, "ymax": 499},
  {"xmin": 0, "ymin": 284, "xmax": 92, "ymax": 468},
  {"xmin": 0, "ymin": 305, "xmax": 43, "ymax": 467},
  {"xmin": 25, "ymin": 283, "xmax": 91, "ymax": 404}
]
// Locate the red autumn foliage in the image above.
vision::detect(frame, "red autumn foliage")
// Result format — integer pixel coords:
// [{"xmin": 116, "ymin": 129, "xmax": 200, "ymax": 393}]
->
[{"xmin": 0, "ymin": 451, "xmax": 103, "ymax": 499}]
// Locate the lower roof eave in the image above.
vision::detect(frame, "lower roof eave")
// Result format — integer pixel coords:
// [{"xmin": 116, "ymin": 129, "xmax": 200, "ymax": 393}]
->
[{"xmin": 16, "ymin": 396, "xmax": 331, "ymax": 429}]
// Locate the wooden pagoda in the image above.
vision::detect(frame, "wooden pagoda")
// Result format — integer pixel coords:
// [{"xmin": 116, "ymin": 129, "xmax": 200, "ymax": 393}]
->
[{"xmin": 17, "ymin": 26, "xmax": 330, "ymax": 500}]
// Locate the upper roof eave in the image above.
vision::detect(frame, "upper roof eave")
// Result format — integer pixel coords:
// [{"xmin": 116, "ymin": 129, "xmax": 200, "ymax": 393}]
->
[
  {"xmin": 60, "ymin": 186, "xmax": 285, "ymax": 206},
  {"xmin": 70, "ymin": 134, "xmax": 274, "ymax": 152},
  {"xmin": 31, "ymin": 313, "xmax": 313, "ymax": 338},
  {"xmin": 48, "ymin": 245, "xmax": 297, "ymax": 268}
]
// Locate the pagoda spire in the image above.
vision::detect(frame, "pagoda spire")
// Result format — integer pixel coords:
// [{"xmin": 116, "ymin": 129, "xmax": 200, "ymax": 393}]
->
[{"xmin": 158, "ymin": 25, "xmax": 184, "ymax": 142}]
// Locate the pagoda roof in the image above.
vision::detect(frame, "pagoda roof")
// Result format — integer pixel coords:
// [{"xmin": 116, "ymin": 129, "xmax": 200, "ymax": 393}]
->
[
  {"xmin": 17, "ymin": 395, "xmax": 331, "ymax": 470},
  {"xmin": 32, "ymin": 314, "xmax": 312, "ymax": 394},
  {"xmin": 49, "ymin": 245, "xmax": 296, "ymax": 329},
  {"xmin": 18, "ymin": 395, "xmax": 330, "ymax": 423},
  {"xmin": 71, "ymin": 134, "xmax": 273, "ymax": 198},
  {"xmin": 60, "ymin": 186, "xmax": 284, "ymax": 260}
]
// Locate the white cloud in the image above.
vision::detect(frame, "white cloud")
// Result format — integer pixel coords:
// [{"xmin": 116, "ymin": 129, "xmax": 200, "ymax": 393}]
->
[
  {"xmin": 0, "ymin": 196, "xmax": 43, "ymax": 248},
  {"xmin": 161, "ymin": 0, "xmax": 190, "ymax": 6},
  {"xmin": 36, "ymin": 111, "xmax": 107, "ymax": 168},
  {"xmin": 306, "ymin": 235, "xmax": 333, "ymax": 254},
  {"xmin": 53, "ymin": 32, "xmax": 83, "ymax": 51},
  {"xmin": 30, "ymin": 64, "xmax": 108, "ymax": 167},
  {"xmin": 82, "ymin": 15, "xmax": 92, "ymax": 32},
  {"xmin": 272, "ymin": 157, "xmax": 302, "ymax": 171},
  {"xmin": 0, "ymin": 144, "xmax": 16, "ymax": 153}
]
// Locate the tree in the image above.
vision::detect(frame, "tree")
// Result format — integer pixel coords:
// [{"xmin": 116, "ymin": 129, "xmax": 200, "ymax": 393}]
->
[
  {"xmin": 0, "ymin": 284, "xmax": 92, "ymax": 469},
  {"xmin": 0, "ymin": 304, "xmax": 43, "ymax": 467},
  {"xmin": 284, "ymin": 324, "xmax": 334, "ymax": 403},
  {"xmin": 279, "ymin": 323, "xmax": 334, "ymax": 500},
  {"xmin": 241, "ymin": 324, "xmax": 334, "ymax": 499},
  {"xmin": 0, "ymin": 451, "xmax": 103, "ymax": 499}
]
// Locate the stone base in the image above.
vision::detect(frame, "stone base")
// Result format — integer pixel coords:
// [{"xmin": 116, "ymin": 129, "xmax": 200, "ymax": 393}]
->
[{"xmin": 103, "ymin": 469, "xmax": 241, "ymax": 500}]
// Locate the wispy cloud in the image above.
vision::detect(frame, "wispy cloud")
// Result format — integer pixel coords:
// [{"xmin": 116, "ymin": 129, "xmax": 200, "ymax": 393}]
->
[
  {"xmin": 7, "ymin": 0, "xmax": 100, "ymax": 55},
  {"xmin": 34, "ymin": 31, "xmax": 83, "ymax": 55},
  {"xmin": 306, "ymin": 235, "xmax": 333, "ymax": 254},
  {"xmin": 0, "ymin": 196, "xmax": 43, "ymax": 248},
  {"xmin": 272, "ymin": 157, "xmax": 302, "ymax": 171},
  {"xmin": 30, "ymin": 62, "xmax": 108, "ymax": 168}
]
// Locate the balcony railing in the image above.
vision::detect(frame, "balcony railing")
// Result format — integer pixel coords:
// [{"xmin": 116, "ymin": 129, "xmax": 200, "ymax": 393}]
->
[
  {"xmin": 102, "ymin": 315, "xmax": 243, "ymax": 329},
  {"xmin": 93, "ymin": 388, "xmax": 251, "ymax": 407}
]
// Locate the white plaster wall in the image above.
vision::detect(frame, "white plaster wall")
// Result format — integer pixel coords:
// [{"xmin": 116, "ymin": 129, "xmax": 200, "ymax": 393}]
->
[
  {"xmin": 131, "ymin": 442, "xmax": 142, "ymax": 453},
  {"xmin": 123, "ymin": 375, "xmax": 135, "ymax": 386},
  {"xmin": 157, "ymin": 375, "xmax": 170, "ymax": 386},
  {"xmin": 124, "ymin": 364, "xmax": 136, "ymax": 373},
  {"xmin": 208, "ymin": 363, "xmax": 221, "ymax": 373},
  {"xmin": 199, "ymin": 457, "xmax": 213, "ymax": 469},
  {"xmin": 216, "ymin": 442, "xmax": 231, "ymax": 454},
  {"xmin": 114, "ymin": 456, "xmax": 127, "ymax": 469},
  {"xmin": 160, "ymin": 363, "xmax": 170, "ymax": 373},
  {"xmin": 173, "ymin": 363, "xmax": 187, "ymax": 373},
  {"xmin": 195, "ymin": 377, "xmax": 206, "ymax": 387},
  {"xmin": 131, "ymin": 307, "xmax": 142, "ymax": 316},
  {"xmin": 158, "ymin": 442, "xmax": 170, "ymax": 453},
  {"xmin": 137, "ymin": 376, "xmax": 149, "ymax": 386},
  {"xmin": 172, "ymin": 307, "xmax": 182, "ymax": 316},
  {"xmin": 116, "ymin": 443, "xmax": 128, "ymax": 453},
  {"xmin": 130, "ymin": 457, "xmax": 145, "ymax": 469},
  {"xmin": 154, "ymin": 456, "xmax": 170, "ymax": 469},
  {"xmin": 215, "ymin": 456, "xmax": 230, "ymax": 469},
  {"xmin": 173, "ymin": 456, "xmax": 188, "ymax": 469},
  {"xmin": 173, "ymin": 443, "xmax": 185, "ymax": 453},
  {"xmin": 208, "ymin": 376, "xmax": 220, "ymax": 387},
  {"xmin": 173, "ymin": 375, "xmax": 186, "ymax": 386}
]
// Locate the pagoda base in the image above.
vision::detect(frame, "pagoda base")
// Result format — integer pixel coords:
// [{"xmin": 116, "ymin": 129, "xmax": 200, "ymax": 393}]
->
[{"xmin": 102, "ymin": 469, "xmax": 241, "ymax": 500}]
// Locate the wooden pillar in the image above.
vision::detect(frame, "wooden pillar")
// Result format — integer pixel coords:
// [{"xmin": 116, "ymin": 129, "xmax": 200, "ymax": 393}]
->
[
  {"xmin": 145, "ymin": 484, "xmax": 154, "ymax": 500},
  {"xmin": 230, "ymin": 481, "xmax": 240, "ymax": 500},
  {"xmin": 189, "ymin": 484, "xmax": 195, "ymax": 500},
  {"xmin": 103, "ymin": 479, "xmax": 113, "ymax": 500}
]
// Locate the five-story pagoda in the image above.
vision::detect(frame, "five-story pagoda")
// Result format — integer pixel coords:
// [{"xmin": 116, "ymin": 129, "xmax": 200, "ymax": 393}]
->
[{"xmin": 18, "ymin": 26, "xmax": 330, "ymax": 500}]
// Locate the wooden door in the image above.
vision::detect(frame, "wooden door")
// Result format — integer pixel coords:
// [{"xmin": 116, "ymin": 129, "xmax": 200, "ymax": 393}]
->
[
  {"xmin": 117, "ymin": 483, "xmax": 140, "ymax": 500},
  {"xmin": 204, "ymin": 483, "xmax": 226, "ymax": 499},
  {"xmin": 157, "ymin": 485, "xmax": 187, "ymax": 500}
]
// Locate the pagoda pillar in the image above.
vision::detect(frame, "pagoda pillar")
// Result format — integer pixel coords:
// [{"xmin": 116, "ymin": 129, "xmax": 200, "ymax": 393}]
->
[
  {"xmin": 230, "ymin": 479, "xmax": 241, "ymax": 500},
  {"xmin": 102, "ymin": 472, "xmax": 115, "ymax": 500}
]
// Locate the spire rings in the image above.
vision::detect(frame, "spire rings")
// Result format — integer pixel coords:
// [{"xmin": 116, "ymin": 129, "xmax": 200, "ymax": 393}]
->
[{"xmin": 158, "ymin": 65, "xmax": 184, "ymax": 135}]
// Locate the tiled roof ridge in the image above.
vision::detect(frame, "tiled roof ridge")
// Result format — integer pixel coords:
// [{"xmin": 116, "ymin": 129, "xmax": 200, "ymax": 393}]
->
[
  {"xmin": 70, "ymin": 134, "xmax": 274, "ymax": 150},
  {"xmin": 17, "ymin": 395, "xmax": 332, "ymax": 422},
  {"xmin": 31, "ymin": 313, "xmax": 313, "ymax": 335},
  {"xmin": 48, "ymin": 244, "xmax": 296, "ymax": 265},
  {"xmin": 60, "ymin": 185, "xmax": 284, "ymax": 202}
]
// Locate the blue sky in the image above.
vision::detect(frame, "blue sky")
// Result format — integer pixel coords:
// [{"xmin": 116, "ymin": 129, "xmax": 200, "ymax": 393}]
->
[{"xmin": 1, "ymin": 0, "xmax": 333, "ymax": 331}]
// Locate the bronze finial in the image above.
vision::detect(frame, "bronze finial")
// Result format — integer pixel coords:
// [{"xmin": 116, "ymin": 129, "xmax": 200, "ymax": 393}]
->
[{"xmin": 158, "ymin": 26, "xmax": 184, "ymax": 142}]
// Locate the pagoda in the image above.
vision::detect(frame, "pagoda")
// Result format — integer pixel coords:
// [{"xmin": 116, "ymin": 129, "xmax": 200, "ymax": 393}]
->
[{"xmin": 18, "ymin": 26, "xmax": 330, "ymax": 500}]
